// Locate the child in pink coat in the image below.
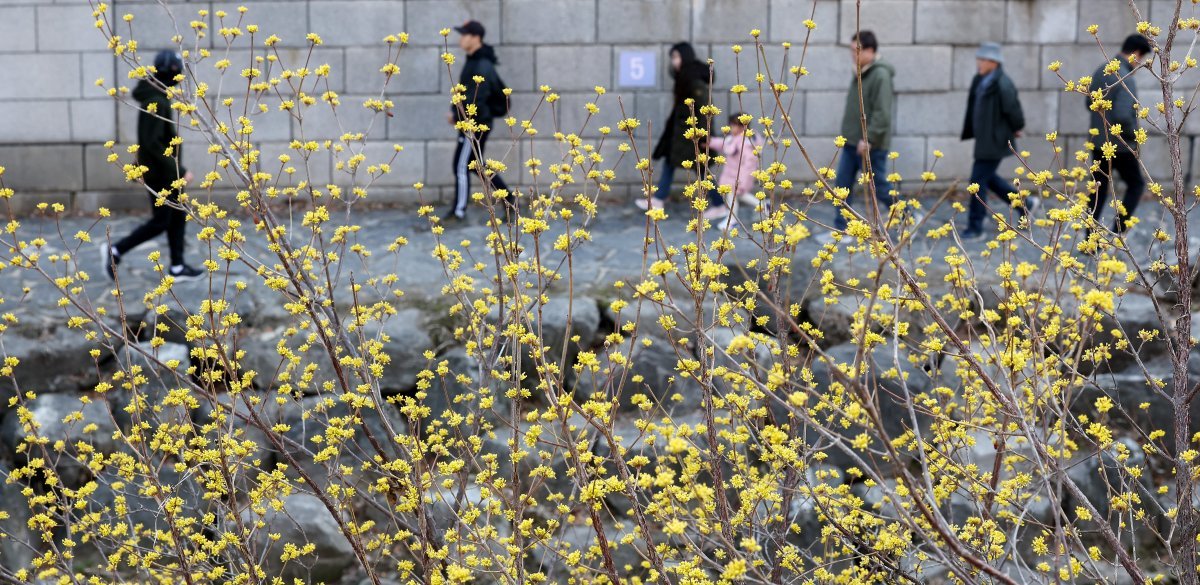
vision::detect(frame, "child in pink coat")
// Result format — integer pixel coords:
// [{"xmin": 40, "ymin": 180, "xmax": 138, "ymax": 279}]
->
[{"xmin": 703, "ymin": 113, "xmax": 763, "ymax": 221}]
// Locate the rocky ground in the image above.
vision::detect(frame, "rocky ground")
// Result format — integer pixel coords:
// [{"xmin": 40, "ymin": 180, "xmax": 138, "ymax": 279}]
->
[{"xmin": 0, "ymin": 193, "xmax": 1197, "ymax": 583}]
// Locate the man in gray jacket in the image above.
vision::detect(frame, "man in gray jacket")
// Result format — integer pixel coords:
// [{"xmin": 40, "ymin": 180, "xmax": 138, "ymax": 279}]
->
[
  {"xmin": 960, "ymin": 43, "xmax": 1028, "ymax": 240},
  {"xmin": 1087, "ymin": 34, "xmax": 1152, "ymax": 234}
]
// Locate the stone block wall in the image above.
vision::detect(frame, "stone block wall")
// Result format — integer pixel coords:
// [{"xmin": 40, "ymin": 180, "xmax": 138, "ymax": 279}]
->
[{"xmin": 0, "ymin": 0, "xmax": 1193, "ymax": 210}]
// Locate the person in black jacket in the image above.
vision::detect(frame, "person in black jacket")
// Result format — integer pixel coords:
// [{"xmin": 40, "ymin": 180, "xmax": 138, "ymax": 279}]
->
[
  {"xmin": 103, "ymin": 50, "xmax": 201, "ymax": 281},
  {"xmin": 638, "ymin": 42, "xmax": 719, "ymax": 213},
  {"xmin": 442, "ymin": 20, "xmax": 511, "ymax": 224},
  {"xmin": 1087, "ymin": 34, "xmax": 1152, "ymax": 234},
  {"xmin": 960, "ymin": 42, "xmax": 1030, "ymax": 240}
]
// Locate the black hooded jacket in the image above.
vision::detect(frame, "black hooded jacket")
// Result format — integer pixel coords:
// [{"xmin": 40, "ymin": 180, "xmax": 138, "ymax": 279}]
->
[
  {"xmin": 132, "ymin": 79, "xmax": 186, "ymax": 191},
  {"xmin": 453, "ymin": 44, "xmax": 503, "ymax": 122},
  {"xmin": 653, "ymin": 42, "xmax": 713, "ymax": 166}
]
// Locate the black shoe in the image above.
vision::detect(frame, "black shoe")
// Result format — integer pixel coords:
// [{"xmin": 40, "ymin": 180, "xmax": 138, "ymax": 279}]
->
[
  {"xmin": 169, "ymin": 264, "xmax": 204, "ymax": 281},
  {"xmin": 960, "ymin": 227, "xmax": 985, "ymax": 242},
  {"xmin": 100, "ymin": 245, "xmax": 120, "ymax": 281}
]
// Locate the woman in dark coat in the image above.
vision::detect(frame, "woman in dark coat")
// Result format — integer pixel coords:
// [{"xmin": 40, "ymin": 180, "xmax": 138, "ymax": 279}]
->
[{"xmin": 638, "ymin": 42, "xmax": 721, "ymax": 212}]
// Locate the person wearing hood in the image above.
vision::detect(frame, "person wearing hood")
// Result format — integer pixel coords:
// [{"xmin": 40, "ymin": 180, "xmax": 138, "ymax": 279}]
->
[
  {"xmin": 103, "ymin": 49, "xmax": 202, "ymax": 281},
  {"xmin": 638, "ymin": 42, "xmax": 722, "ymax": 215},
  {"xmin": 830, "ymin": 30, "xmax": 896, "ymax": 234},
  {"xmin": 1086, "ymin": 34, "xmax": 1152, "ymax": 235},
  {"xmin": 959, "ymin": 42, "xmax": 1031, "ymax": 241},
  {"xmin": 442, "ymin": 20, "xmax": 512, "ymax": 224}
]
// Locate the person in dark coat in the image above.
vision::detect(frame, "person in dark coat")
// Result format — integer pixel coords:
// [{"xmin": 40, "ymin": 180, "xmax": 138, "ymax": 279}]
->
[
  {"xmin": 442, "ymin": 20, "xmax": 512, "ymax": 224},
  {"xmin": 103, "ymin": 49, "xmax": 201, "ymax": 281},
  {"xmin": 960, "ymin": 42, "xmax": 1030, "ymax": 240},
  {"xmin": 1086, "ymin": 34, "xmax": 1152, "ymax": 234},
  {"xmin": 638, "ymin": 42, "xmax": 720, "ymax": 212}
]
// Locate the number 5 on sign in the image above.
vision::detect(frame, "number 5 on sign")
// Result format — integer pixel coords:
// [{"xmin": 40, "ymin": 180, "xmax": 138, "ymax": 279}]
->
[{"xmin": 619, "ymin": 51, "xmax": 657, "ymax": 88}]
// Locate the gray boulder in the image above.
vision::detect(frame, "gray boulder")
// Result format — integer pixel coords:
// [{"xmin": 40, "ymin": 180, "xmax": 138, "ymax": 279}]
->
[
  {"xmin": 243, "ymin": 493, "xmax": 356, "ymax": 583},
  {"xmin": 0, "ymin": 393, "xmax": 118, "ymax": 487},
  {"xmin": 271, "ymin": 394, "xmax": 404, "ymax": 489},
  {"xmin": 0, "ymin": 464, "xmax": 33, "ymax": 575},
  {"xmin": 108, "ymin": 342, "xmax": 193, "ymax": 431},
  {"xmin": 369, "ymin": 308, "xmax": 434, "ymax": 396}
]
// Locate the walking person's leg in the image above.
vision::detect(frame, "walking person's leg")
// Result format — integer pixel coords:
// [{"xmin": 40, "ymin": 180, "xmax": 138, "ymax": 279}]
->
[
  {"xmin": 654, "ymin": 161, "xmax": 675, "ymax": 202},
  {"xmin": 965, "ymin": 159, "xmax": 999, "ymax": 234},
  {"xmin": 1112, "ymin": 150, "xmax": 1146, "ymax": 233},
  {"xmin": 867, "ymin": 148, "xmax": 893, "ymax": 226},
  {"xmin": 165, "ymin": 200, "xmax": 187, "ymax": 268},
  {"xmin": 476, "ymin": 128, "xmax": 515, "ymax": 213},
  {"xmin": 1089, "ymin": 158, "xmax": 1115, "ymax": 227},
  {"xmin": 833, "ymin": 145, "xmax": 861, "ymax": 231},
  {"xmin": 449, "ymin": 132, "xmax": 472, "ymax": 219},
  {"xmin": 113, "ymin": 192, "xmax": 172, "ymax": 256}
]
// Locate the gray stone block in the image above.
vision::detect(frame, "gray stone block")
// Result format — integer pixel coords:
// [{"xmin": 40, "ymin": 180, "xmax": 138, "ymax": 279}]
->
[
  {"xmin": 913, "ymin": 0, "xmax": 1004, "ymax": 44},
  {"xmin": 517, "ymin": 138, "xmax": 560, "ymax": 187},
  {"xmin": 71, "ymin": 99, "xmax": 118, "ymax": 142},
  {"xmin": 347, "ymin": 45, "xmax": 440, "ymax": 94},
  {"xmin": 255, "ymin": 141, "xmax": 335, "ymax": 187},
  {"xmin": 0, "ymin": 101, "xmax": 71, "ymax": 143},
  {"xmin": 0, "ymin": 145, "xmax": 84, "ymax": 191},
  {"xmin": 336, "ymin": 141, "xmax": 425, "ymax": 188},
  {"xmin": 424, "ymin": 140, "xmax": 458, "ymax": 188},
  {"xmin": 794, "ymin": 44, "xmax": 854, "ymax": 91},
  {"xmin": 924, "ymin": 135, "xmax": 975, "ymax": 188},
  {"xmin": 556, "ymin": 92, "xmax": 621, "ymax": 138},
  {"xmin": 498, "ymin": 91, "xmax": 557, "ymax": 135},
  {"xmin": 309, "ymin": 1, "xmax": 404, "ymax": 47},
  {"xmin": 693, "ymin": 0, "xmax": 769, "ymax": 43},
  {"xmin": 82, "ymin": 52, "xmax": 116, "ymax": 94},
  {"xmin": 770, "ymin": 0, "xmax": 840, "ymax": 45},
  {"xmin": 635, "ymin": 91, "xmax": 673, "ymax": 126},
  {"xmin": 885, "ymin": 45, "xmax": 952, "ymax": 91},
  {"xmin": 386, "ymin": 94, "xmax": 455, "ymax": 140},
  {"xmin": 1039, "ymin": 43, "xmax": 1103, "ymax": 91},
  {"xmin": 119, "ymin": 1, "xmax": 211, "ymax": 50},
  {"xmin": 839, "ymin": 0, "xmax": 914, "ymax": 45},
  {"xmin": 707, "ymin": 43, "xmax": 788, "ymax": 95},
  {"xmin": 598, "ymin": 0, "xmax": 690, "ymax": 43},
  {"xmin": 496, "ymin": 44, "xmax": 535, "ymax": 92},
  {"xmin": 0, "ymin": 7, "xmax": 35, "ymax": 52},
  {"xmin": 37, "ymin": 5, "xmax": 101, "ymax": 52},
  {"xmin": 503, "ymin": 0, "xmax": 595, "ymax": 44},
  {"xmin": 895, "ymin": 91, "xmax": 962, "ymax": 135},
  {"xmin": 1019, "ymin": 90, "xmax": 1060, "ymax": 136},
  {"xmin": 886, "ymin": 135, "xmax": 925, "ymax": 186},
  {"xmin": 536, "ymin": 46, "xmax": 612, "ymax": 91},
  {"xmin": 804, "ymin": 90, "xmax": 847, "ymax": 135},
  {"xmin": 1079, "ymin": 0, "xmax": 1146, "ymax": 45},
  {"xmin": 952, "ymin": 45, "xmax": 1040, "ymax": 90},
  {"xmin": 211, "ymin": 2, "xmax": 311, "ymax": 48},
  {"xmin": 405, "ymin": 0, "xmax": 502, "ymax": 45},
  {"xmin": 83, "ymin": 144, "xmax": 130, "ymax": 191},
  {"xmin": 0, "ymin": 54, "xmax": 81, "ymax": 99},
  {"xmin": 1006, "ymin": 0, "xmax": 1078, "ymax": 44},
  {"xmin": 294, "ymin": 98, "xmax": 384, "ymax": 143}
]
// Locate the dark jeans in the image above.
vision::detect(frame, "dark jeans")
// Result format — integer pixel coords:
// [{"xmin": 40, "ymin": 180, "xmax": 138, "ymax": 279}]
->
[
  {"xmin": 114, "ymin": 191, "xmax": 187, "ymax": 266},
  {"xmin": 966, "ymin": 158, "xmax": 1019, "ymax": 231},
  {"xmin": 1090, "ymin": 150, "xmax": 1146, "ymax": 233},
  {"xmin": 834, "ymin": 145, "xmax": 893, "ymax": 230},
  {"xmin": 451, "ymin": 128, "xmax": 510, "ymax": 217},
  {"xmin": 652, "ymin": 160, "xmax": 724, "ymax": 209}
]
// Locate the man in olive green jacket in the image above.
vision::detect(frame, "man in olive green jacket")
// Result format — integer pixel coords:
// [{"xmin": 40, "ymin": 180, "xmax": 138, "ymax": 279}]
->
[{"xmin": 833, "ymin": 30, "xmax": 896, "ymax": 231}]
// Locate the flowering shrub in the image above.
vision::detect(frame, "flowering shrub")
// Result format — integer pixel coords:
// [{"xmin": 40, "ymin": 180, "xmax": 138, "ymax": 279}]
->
[{"xmin": 0, "ymin": 1, "xmax": 1198, "ymax": 584}]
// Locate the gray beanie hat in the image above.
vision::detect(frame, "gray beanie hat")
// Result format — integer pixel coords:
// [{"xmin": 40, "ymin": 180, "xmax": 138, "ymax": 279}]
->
[{"xmin": 976, "ymin": 42, "xmax": 1003, "ymax": 63}]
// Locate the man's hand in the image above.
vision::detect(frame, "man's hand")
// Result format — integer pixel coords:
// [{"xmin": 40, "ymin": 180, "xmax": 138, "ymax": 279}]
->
[
  {"xmin": 1014, "ymin": 130, "xmax": 1024, "ymax": 138},
  {"xmin": 184, "ymin": 170, "xmax": 194, "ymax": 184},
  {"xmin": 857, "ymin": 139, "xmax": 870, "ymax": 156},
  {"xmin": 447, "ymin": 113, "xmax": 456, "ymax": 125}
]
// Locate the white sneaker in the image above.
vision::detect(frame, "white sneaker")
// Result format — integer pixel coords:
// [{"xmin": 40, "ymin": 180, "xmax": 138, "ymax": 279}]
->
[
  {"xmin": 702, "ymin": 205, "xmax": 731, "ymax": 222},
  {"xmin": 738, "ymin": 193, "xmax": 759, "ymax": 207},
  {"xmin": 814, "ymin": 232, "xmax": 837, "ymax": 246},
  {"xmin": 635, "ymin": 197, "xmax": 664, "ymax": 211}
]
